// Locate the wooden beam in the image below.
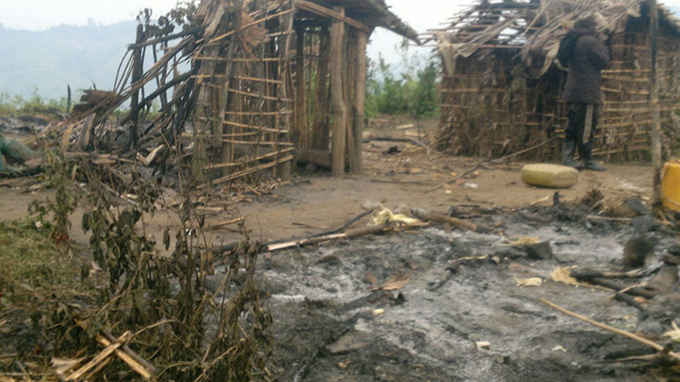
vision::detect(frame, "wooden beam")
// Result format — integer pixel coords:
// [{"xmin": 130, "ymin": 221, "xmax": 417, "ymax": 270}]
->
[
  {"xmin": 330, "ymin": 7, "xmax": 347, "ymax": 176},
  {"xmin": 351, "ymin": 30, "xmax": 368, "ymax": 174},
  {"xmin": 295, "ymin": 0, "xmax": 371, "ymax": 33}
]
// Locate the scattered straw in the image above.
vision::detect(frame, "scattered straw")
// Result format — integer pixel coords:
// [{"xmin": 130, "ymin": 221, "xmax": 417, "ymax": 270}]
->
[
  {"xmin": 515, "ymin": 277, "xmax": 543, "ymax": 287},
  {"xmin": 504, "ymin": 237, "xmax": 541, "ymax": 246},
  {"xmin": 664, "ymin": 321, "xmax": 680, "ymax": 343},
  {"xmin": 550, "ymin": 266, "xmax": 581, "ymax": 287}
]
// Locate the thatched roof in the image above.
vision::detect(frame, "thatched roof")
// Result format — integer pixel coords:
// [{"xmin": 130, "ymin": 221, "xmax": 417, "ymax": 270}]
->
[
  {"xmin": 428, "ymin": 0, "xmax": 680, "ymax": 78},
  {"xmin": 307, "ymin": 0, "xmax": 419, "ymax": 41}
]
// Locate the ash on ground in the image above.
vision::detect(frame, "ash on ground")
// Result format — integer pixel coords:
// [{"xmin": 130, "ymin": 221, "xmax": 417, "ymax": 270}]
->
[{"xmin": 250, "ymin": 212, "xmax": 678, "ymax": 381}]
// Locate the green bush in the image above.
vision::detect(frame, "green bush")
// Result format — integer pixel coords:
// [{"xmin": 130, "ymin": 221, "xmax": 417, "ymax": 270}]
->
[
  {"xmin": 0, "ymin": 87, "xmax": 72, "ymax": 117},
  {"xmin": 366, "ymin": 46, "xmax": 440, "ymax": 120}
]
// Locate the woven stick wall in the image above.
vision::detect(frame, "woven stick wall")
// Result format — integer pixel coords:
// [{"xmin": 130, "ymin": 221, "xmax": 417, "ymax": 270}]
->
[
  {"xmin": 430, "ymin": 0, "xmax": 680, "ymax": 161},
  {"xmin": 52, "ymin": 0, "xmax": 416, "ymax": 187},
  {"xmin": 193, "ymin": 0, "xmax": 296, "ymax": 187}
]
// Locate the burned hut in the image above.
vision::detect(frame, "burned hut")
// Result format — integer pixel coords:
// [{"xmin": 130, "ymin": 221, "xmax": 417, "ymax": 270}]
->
[
  {"xmin": 58, "ymin": 0, "xmax": 417, "ymax": 186},
  {"xmin": 428, "ymin": 0, "xmax": 680, "ymax": 161}
]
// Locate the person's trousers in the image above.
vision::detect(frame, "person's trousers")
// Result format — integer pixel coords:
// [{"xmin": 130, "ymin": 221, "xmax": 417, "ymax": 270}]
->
[{"xmin": 565, "ymin": 102, "xmax": 599, "ymax": 160}]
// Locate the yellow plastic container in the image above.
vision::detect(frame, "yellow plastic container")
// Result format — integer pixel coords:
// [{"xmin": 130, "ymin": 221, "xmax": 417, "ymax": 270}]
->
[
  {"xmin": 521, "ymin": 164, "xmax": 579, "ymax": 189},
  {"xmin": 662, "ymin": 160, "xmax": 680, "ymax": 212}
]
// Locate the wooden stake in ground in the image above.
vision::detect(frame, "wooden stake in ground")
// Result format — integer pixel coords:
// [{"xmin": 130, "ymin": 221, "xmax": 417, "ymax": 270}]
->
[
  {"xmin": 330, "ymin": 7, "xmax": 347, "ymax": 177},
  {"xmin": 540, "ymin": 299, "xmax": 680, "ymax": 362},
  {"xmin": 295, "ymin": 29, "xmax": 307, "ymax": 148},
  {"xmin": 351, "ymin": 30, "xmax": 369, "ymax": 175},
  {"xmin": 130, "ymin": 24, "xmax": 145, "ymax": 149},
  {"xmin": 650, "ymin": 0, "xmax": 663, "ymax": 208}
]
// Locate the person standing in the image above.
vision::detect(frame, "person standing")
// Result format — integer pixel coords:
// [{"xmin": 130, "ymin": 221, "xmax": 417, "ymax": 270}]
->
[{"xmin": 557, "ymin": 15, "xmax": 610, "ymax": 171}]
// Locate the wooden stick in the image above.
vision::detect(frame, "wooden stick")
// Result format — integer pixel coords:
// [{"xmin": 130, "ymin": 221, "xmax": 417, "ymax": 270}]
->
[
  {"xmin": 266, "ymin": 224, "xmax": 393, "ymax": 251},
  {"xmin": 539, "ymin": 299, "xmax": 680, "ymax": 362},
  {"xmin": 491, "ymin": 136, "xmax": 559, "ymax": 163},
  {"xmin": 208, "ymin": 8, "xmax": 294, "ymax": 44},
  {"xmin": 127, "ymin": 26, "xmax": 203, "ymax": 49},
  {"xmin": 208, "ymin": 217, "xmax": 245, "ymax": 229},
  {"xmin": 96, "ymin": 335, "xmax": 151, "ymax": 379},
  {"xmin": 426, "ymin": 161, "xmax": 485, "ymax": 193},
  {"xmin": 224, "ymin": 120, "xmax": 289, "ymax": 133},
  {"xmin": 294, "ymin": 28, "xmax": 307, "ymax": 149},
  {"xmin": 129, "ymin": 24, "xmax": 144, "ymax": 149},
  {"xmin": 220, "ymin": 139, "xmax": 294, "ymax": 146},
  {"xmin": 312, "ymin": 27, "xmax": 331, "ymax": 150},
  {"xmin": 412, "ymin": 210, "xmax": 477, "ymax": 232},
  {"xmin": 208, "ymin": 155, "xmax": 295, "ymax": 186},
  {"xmin": 100, "ymin": 330, "xmax": 155, "ymax": 373},
  {"xmin": 67, "ymin": 332, "xmax": 131, "ymax": 381},
  {"xmin": 207, "ymin": 149, "xmax": 295, "ymax": 170},
  {"xmin": 294, "ymin": 0, "xmax": 371, "ymax": 32},
  {"xmin": 571, "ymin": 265, "xmax": 660, "ymax": 280}
]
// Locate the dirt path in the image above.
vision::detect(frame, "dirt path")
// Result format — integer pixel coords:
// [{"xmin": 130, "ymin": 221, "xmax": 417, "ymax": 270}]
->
[{"xmin": 0, "ymin": 146, "xmax": 652, "ymax": 248}]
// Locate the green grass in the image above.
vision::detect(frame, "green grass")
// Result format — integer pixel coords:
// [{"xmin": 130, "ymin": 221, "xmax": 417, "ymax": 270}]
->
[{"xmin": 0, "ymin": 220, "xmax": 84, "ymax": 302}]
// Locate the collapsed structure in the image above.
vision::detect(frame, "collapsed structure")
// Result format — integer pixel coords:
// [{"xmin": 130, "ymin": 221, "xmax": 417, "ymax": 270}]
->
[
  {"xmin": 52, "ymin": 0, "xmax": 416, "ymax": 185},
  {"xmin": 428, "ymin": 0, "xmax": 680, "ymax": 161}
]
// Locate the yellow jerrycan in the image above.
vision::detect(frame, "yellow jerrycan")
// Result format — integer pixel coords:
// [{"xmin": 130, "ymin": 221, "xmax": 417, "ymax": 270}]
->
[{"xmin": 662, "ymin": 159, "xmax": 680, "ymax": 212}]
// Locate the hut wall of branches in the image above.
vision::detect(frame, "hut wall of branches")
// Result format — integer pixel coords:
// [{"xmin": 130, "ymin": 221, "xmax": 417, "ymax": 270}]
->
[
  {"xmin": 430, "ymin": 0, "xmax": 680, "ymax": 161},
  {"xmin": 59, "ymin": 0, "xmax": 416, "ymax": 187}
]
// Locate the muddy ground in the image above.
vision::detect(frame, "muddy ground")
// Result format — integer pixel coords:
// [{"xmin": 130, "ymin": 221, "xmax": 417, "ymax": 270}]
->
[{"xmin": 253, "ymin": 210, "xmax": 678, "ymax": 381}]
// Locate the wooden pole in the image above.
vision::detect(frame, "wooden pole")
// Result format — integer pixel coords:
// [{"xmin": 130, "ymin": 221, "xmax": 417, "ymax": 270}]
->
[
  {"xmin": 130, "ymin": 24, "xmax": 144, "ymax": 149},
  {"xmin": 345, "ymin": 29, "xmax": 355, "ymax": 173},
  {"xmin": 330, "ymin": 7, "xmax": 347, "ymax": 176},
  {"xmin": 66, "ymin": 85, "xmax": 72, "ymax": 114},
  {"xmin": 351, "ymin": 30, "xmax": 368, "ymax": 174},
  {"xmin": 312, "ymin": 27, "xmax": 331, "ymax": 150},
  {"xmin": 650, "ymin": 0, "xmax": 663, "ymax": 208},
  {"xmin": 295, "ymin": 29, "xmax": 307, "ymax": 148},
  {"xmin": 220, "ymin": 4, "xmax": 242, "ymax": 178},
  {"xmin": 278, "ymin": 5, "xmax": 295, "ymax": 181}
]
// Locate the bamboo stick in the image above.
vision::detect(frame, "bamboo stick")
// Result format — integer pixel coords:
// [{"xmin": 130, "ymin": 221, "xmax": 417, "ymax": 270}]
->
[
  {"xmin": 209, "ymin": 8, "xmax": 294, "ymax": 44},
  {"xmin": 228, "ymin": 88, "xmax": 292, "ymax": 102},
  {"xmin": 209, "ymin": 155, "xmax": 295, "ymax": 186},
  {"xmin": 224, "ymin": 120, "xmax": 289, "ymax": 133},
  {"xmin": 220, "ymin": 139, "xmax": 294, "ymax": 146},
  {"xmin": 540, "ymin": 299, "xmax": 680, "ymax": 362},
  {"xmin": 206, "ymin": 148, "xmax": 295, "ymax": 169}
]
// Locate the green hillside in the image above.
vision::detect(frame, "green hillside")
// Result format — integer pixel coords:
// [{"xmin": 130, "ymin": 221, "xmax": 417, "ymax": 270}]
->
[{"xmin": 0, "ymin": 21, "xmax": 137, "ymax": 99}]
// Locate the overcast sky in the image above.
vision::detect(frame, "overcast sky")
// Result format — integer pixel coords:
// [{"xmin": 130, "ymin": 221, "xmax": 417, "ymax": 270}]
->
[
  {"xmin": 4, "ymin": 0, "xmax": 680, "ymax": 32},
  {"xmin": 0, "ymin": 0, "xmax": 463, "ymax": 32},
  {"xmin": 2, "ymin": 0, "xmax": 680, "ymax": 65}
]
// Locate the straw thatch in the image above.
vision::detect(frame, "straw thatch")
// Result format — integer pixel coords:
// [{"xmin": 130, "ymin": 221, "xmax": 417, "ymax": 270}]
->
[{"xmin": 428, "ymin": 0, "xmax": 680, "ymax": 161}]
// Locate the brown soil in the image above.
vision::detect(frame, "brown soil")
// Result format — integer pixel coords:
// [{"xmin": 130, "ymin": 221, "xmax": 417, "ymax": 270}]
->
[{"xmin": 0, "ymin": 120, "xmax": 652, "ymax": 248}]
